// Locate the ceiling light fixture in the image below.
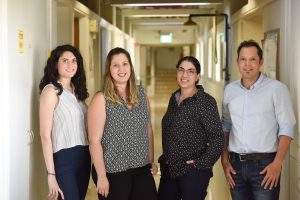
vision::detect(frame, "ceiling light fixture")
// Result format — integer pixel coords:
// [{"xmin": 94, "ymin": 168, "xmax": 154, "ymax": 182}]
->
[
  {"xmin": 119, "ymin": 3, "xmax": 216, "ymax": 7},
  {"xmin": 183, "ymin": 13, "xmax": 231, "ymax": 81},
  {"xmin": 183, "ymin": 16, "xmax": 197, "ymax": 26}
]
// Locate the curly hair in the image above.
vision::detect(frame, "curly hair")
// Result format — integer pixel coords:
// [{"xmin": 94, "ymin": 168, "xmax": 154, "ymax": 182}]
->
[
  {"xmin": 103, "ymin": 47, "xmax": 139, "ymax": 106},
  {"xmin": 39, "ymin": 44, "xmax": 88, "ymax": 101}
]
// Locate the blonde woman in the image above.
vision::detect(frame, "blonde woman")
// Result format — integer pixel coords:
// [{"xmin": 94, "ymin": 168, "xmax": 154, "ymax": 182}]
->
[{"xmin": 88, "ymin": 47, "xmax": 157, "ymax": 200}]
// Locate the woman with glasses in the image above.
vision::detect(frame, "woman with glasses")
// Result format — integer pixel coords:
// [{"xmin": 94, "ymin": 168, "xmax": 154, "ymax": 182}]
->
[{"xmin": 158, "ymin": 56, "xmax": 224, "ymax": 200}]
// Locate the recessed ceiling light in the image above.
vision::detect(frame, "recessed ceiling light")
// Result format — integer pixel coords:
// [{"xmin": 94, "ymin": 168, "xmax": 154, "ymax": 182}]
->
[{"xmin": 116, "ymin": 3, "xmax": 217, "ymax": 7}]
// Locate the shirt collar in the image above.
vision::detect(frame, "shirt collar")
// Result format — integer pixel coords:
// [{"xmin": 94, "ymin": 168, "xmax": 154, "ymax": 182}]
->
[
  {"xmin": 174, "ymin": 85, "xmax": 204, "ymax": 102},
  {"xmin": 239, "ymin": 73, "xmax": 265, "ymax": 90}
]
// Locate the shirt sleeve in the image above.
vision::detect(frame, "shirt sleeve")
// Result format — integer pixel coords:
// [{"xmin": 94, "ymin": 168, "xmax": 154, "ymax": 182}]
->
[
  {"xmin": 274, "ymin": 83, "xmax": 296, "ymax": 139},
  {"xmin": 195, "ymin": 98, "xmax": 224, "ymax": 169},
  {"xmin": 221, "ymin": 87, "xmax": 232, "ymax": 133}
]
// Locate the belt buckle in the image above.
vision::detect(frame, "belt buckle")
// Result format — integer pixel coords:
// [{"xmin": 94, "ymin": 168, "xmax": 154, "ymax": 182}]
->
[{"xmin": 239, "ymin": 154, "xmax": 246, "ymax": 162}]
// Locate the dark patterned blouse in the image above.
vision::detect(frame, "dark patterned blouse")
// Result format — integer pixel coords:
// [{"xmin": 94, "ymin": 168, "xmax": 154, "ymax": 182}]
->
[
  {"xmin": 160, "ymin": 85, "xmax": 224, "ymax": 177},
  {"xmin": 102, "ymin": 85, "xmax": 150, "ymax": 173}
]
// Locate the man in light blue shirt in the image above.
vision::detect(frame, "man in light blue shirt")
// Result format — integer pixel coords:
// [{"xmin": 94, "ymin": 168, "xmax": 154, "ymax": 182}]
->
[{"xmin": 221, "ymin": 40, "xmax": 296, "ymax": 200}]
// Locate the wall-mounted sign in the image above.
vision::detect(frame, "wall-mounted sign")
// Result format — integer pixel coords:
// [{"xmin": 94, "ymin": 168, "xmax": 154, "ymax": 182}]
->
[
  {"xmin": 262, "ymin": 29, "xmax": 280, "ymax": 80},
  {"xmin": 18, "ymin": 30, "xmax": 24, "ymax": 53},
  {"xmin": 160, "ymin": 33, "xmax": 173, "ymax": 43}
]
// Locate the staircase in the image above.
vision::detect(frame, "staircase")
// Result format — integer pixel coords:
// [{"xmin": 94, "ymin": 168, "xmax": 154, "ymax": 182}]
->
[{"xmin": 153, "ymin": 68, "xmax": 178, "ymax": 107}]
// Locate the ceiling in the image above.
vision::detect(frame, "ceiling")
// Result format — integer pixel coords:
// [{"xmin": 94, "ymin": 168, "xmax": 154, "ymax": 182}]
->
[
  {"xmin": 106, "ymin": 1, "xmax": 228, "ymax": 36},
  {"xmin": 75, "ymin": 0, "xmax": 248, "ymax": 45}
]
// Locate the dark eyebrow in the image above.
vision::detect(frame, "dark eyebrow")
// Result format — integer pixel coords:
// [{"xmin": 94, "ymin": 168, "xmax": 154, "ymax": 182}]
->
[{"xmin": 179, "ymin": 67, "xmax": 195, "ymax": 71}]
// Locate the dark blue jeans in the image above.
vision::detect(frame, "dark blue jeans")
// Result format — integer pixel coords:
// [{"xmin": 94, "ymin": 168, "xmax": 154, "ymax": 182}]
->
[
  {"xmin": 54, "ymin": 145, "xmax": 91, "ymax": 200},
  {"xmin": 158, "ymin": 164, "xmax": 212, "ymax": 200},
  {"xmin": 230, "ymin": 155, "xmax": 280, "ymax": 200}
]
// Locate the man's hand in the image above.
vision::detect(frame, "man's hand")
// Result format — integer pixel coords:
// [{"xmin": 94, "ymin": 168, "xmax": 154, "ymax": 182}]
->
[{"xmin": 260, "ymin": 160, "xmax": 282, "ymax": 190}]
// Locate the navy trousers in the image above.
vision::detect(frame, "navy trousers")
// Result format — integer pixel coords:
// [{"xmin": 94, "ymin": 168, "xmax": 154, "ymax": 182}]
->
[
  {"xmin": 53, "ymin": 145, "xmax": 91, "ymax": 200},
  {"xmin": 158, "ymin": 164, "xmax": 212, "ymax": 200}
]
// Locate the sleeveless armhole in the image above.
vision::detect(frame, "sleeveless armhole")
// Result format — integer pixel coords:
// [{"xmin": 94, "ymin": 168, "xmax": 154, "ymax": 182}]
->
[
  {"xmin": 42, "ymin": 84, "xmax": 60, "ymax": 109},
  {"xmin": 98, "ymin": 91, "xmax": 107, "ymax": 114}
]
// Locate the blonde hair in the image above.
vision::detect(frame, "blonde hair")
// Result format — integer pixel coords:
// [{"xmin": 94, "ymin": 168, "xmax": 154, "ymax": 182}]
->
[{"xmin": 103, "ymin": 47, "xmax": 139, "ymax": 106}]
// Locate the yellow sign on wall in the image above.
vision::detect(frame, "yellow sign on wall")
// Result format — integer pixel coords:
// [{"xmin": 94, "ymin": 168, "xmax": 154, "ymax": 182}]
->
[{"xmin": 18, "ymin": 30, "xmax": 24, "ymax": 53}]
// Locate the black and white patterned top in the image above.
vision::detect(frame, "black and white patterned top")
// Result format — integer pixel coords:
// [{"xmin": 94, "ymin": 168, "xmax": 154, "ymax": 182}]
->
[
  {"xmin": 160, "ymin": 85, "xmax": 224, "ymax": 177},
  {"xmin": 102, "ymin": 85, "xmax": 150, "ymax": 173}
]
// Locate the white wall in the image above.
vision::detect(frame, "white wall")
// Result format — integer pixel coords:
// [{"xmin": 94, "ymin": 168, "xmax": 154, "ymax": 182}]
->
[
  {"xmin": 289, "ymin": 0, "xmax": 300, "ymax": 199},
  {"xmin": 0, "ymin": 0, "xmax": 10, "ymax": 199},
  {"xmin": 262, "ymin": 1, "xmax": 289, "ymax": 198},
  {"xmin": 79, "ymin": 16, "xmax": 95, "ymax": 103},
  {"xmin": 139, "ymin": 45, "xmax": 147, "ymax": 87},
  {"xmin": 2, "ymin": 0, "xmax": 50, "ymax": 199},
  {"xmin": 100, "ymin": 22, "xmax": 112, "ymax": 76},
  {"xmin": 196, "ymin": 19, "xmax": 228, "ymax": 105},
  {"xmin": 263, "ymin": 0, "xmax": 288, "ymax": 83},
  {"xmin": 155, "ymin": 46, "xmax": 182, "ymax": 69},
  {"xmin": 113, "ymin": 27, "xmax": 125, "ymax": 48}
]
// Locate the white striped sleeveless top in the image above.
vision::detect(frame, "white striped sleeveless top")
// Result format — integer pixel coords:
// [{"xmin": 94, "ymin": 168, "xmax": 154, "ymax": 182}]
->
[{"xmin": 48, "ymin": 84, "xmax": 88, "ymax": 153}]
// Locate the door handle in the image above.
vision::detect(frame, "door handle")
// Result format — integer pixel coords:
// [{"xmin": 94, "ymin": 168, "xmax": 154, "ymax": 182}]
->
[{"xmin": 27, "ymin": 130, "xmax": 34, "ymax": 145}]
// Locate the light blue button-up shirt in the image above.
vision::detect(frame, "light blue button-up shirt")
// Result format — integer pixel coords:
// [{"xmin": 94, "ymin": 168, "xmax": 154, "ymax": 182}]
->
[{"xmin": 222, "ymin": 74, "xmax": 296, "ymax": 153}]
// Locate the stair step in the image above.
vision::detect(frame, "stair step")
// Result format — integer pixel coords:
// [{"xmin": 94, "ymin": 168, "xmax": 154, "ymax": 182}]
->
[{"xmin": 152, "ymin": 69, "xmax": 179, "ymax": 106}]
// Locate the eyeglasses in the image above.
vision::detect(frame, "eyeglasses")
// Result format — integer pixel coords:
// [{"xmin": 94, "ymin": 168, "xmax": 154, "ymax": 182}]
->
[{"xmin": 177, "ymin": 67, "xmax": 197, "ymax": 76}]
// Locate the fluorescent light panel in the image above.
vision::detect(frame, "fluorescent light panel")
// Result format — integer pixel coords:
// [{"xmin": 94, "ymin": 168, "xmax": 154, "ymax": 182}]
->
[{"xmin": 121, "ymin": 3, "xmax": 213, "ymax": 7}]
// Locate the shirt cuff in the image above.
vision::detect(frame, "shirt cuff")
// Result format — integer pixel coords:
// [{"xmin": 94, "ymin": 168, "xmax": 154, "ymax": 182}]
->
[
  {"xmin": 278, "ymin": 124, "xmax": 295, "ymax": 139},
  {"xmin": 222, "ymin": 121, "xmax": 231, "ymax": 133}
]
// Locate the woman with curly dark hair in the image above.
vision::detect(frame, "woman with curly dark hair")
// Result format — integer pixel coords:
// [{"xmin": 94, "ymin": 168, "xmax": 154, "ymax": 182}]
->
[{"xmin": 39, "ymin": 44, "xmax": 91, "ymax": 200}]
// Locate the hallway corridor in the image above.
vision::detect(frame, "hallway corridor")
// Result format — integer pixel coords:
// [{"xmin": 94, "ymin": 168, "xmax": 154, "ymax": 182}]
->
[{"xmin": 1, "ymin": 0, "xmax": 300, "ymax": 199}]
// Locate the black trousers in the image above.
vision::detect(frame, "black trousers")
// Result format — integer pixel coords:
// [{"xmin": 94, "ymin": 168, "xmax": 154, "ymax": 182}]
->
[
  {"xmin": 53, "ymin": 145, "xmax": 91, "ymax": 200},
  {"xmin": 92, "ymin": 164, "xmax": 157, "ymax": 200}
]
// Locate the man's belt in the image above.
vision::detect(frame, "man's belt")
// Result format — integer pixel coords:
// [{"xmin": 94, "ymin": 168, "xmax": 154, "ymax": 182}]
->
[{"xmin": 229, "ymin": 152, "xmax": 276, "ymax": 162}]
